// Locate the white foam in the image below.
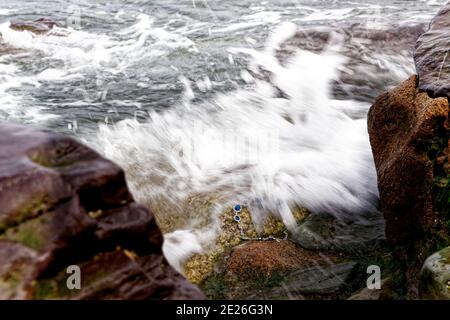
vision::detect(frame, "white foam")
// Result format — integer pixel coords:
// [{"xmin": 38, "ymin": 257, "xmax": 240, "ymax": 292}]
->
[
  {"xmin": 0, "ymin": 14, "xmax": 198, "ymax": 123},
  {"xmin": 0, "ymin": 9, "xmax": 14, "ymax": 16},
  {"xmin": 212, "ymin": 11, "xmax": 281, "ymax": 34},
  {"xmin": 301, "ymin": 8, "xmax": 355, "ymax": 22},
  {"xmin": 162, "ymin": 230, "xmax": 203, "ymax": 273}
]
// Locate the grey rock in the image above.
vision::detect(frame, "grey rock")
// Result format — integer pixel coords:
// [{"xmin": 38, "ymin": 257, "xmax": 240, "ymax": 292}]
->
[
  {"xmin": 273, "ymin": 262, "xmax": 364, "ymax": 297},
  {"xmin": 419, "ymin": 246, "xmax": 450, "ymax": 300},
  {"xmin": 415, "ymin": 4, "xmax": 450, "ymax": 98},
  {"xmin": 291, "ymin": 212, "xmax": 386, "ymax": 254}
]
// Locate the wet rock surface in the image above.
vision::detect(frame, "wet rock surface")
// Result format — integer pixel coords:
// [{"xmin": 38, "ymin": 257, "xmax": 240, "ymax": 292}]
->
[
  {"xmin": 415, "ymin": 4, "xmax": 450, "ymax": 98},
  {"xmin": 419, "ymin": 246, "xmax": 450, "ymax": 299},
  {"xmin": 9, "ymin": 18, "xmax": 58, "ymax": 34},
  {"xmin": 368, "ymin": 75, "xmax": 450, "ymax": 297},
  {"xmin": 0, "ymin": 124, "xmax": 204, "ymax": 300},
  {"xmin": 199, "ymin": 236, "xmax": 389, "ymax": 300},
  {"xmin": 292, "ymin": 212, "xmax": 386, "ymax": 254},
  {"xmin": 1, "ymin": 18, "xmax": 61, "ymax": 56},
  {"xmin": 348, "ymin": 278, "xmax": 396, "ymax": 300},
  {"xmin": 277, "ymin": 23, "xmax": 425, "ymax": 104}
]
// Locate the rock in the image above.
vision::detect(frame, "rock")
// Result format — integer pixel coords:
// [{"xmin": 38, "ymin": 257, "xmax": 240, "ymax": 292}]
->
[
  {"xmin": 291, "ymin": 212, "xmax": 386, "ymax": 255},
  {"xmin": 9, "ymin": 18, "xmax": 58, "ymax": 35},
  {"xmin": 415, "ymin": 4, "xmax": 450, "ymax": 98},
  {"xmin": 419, "ymin": 246, "xmax": 450, "ymax": 300},
  {"xmin": 224, "ymin": 240, "xmax": 339, "ymax": 280},
  {"xmin": 199, "ymin": 239, "xmax": 369, "ymax": 300},
  {"xmin": 0, "ymin": 124, "xmax": 204, "ymax": 300},
  {"xmin": 367, "ymin": 75, "xmax": 450, "ymax": 297},
  {"xmin": 0, "ymin": 34, "xmax": 21, "ymax": 56},
  {"xmin": 0, "ymin": 242, "xmax": 39, "ymax": 299},
  {"xmin": 278, "ymin": 262, "xmax": 364, "ymax": 297},
  {"xmin": 277, "ymin": 23, "xmax": 425, "ymax": 103},
  {"xmin": 348, "ymin": 278, "xmax": 396, "ymax": 300},
  {"xmin": 279, "ymin": 24, "xmax": 424, "ymax": 58},
  {"xmin": 34, "ymin": 250, "xmax": 203, "ymax": 300},
  {"xmin": 182, "ymin": 205, "xmax": 306, "ymax": 285}
]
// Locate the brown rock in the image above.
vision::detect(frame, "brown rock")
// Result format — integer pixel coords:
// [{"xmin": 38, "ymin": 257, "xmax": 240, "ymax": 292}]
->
[
  {"xmin": 348, "ymin": 278, "xmax": 395, "ymax": 300},
  {"xmin": 10, "ymin": 18, "xmax": 58, "ymax": 35},
  {"xmin": 0, "ymin": 124, "xmax": 204, "ymax": 300},
  {"xmin": 199, "ymin": 240, "xmax": 368, "ymax": 300},
  {"xmin": 415, "ymin": 4, "xmax": 450, "ymax": 98},
  {"xmin": 224, "ymin": 240, "xmax": 338, "ymax": 280},
  {"xmin": 367, "ymin": 75, "xmax": 450, "ymax": 297}
]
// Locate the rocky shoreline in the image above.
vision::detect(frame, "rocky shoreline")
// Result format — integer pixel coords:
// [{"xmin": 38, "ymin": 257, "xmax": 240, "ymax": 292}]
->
[
  {"xmin": 368, "ymin": 3, "xmax": 450, "ymax": 299},
  {"xmin": 0, "ymin": 3, "xmax": 449, "ymax": 300},
  {"xmin": 0, "ymin": 124, "xmax": 204, "ymax": 299}
]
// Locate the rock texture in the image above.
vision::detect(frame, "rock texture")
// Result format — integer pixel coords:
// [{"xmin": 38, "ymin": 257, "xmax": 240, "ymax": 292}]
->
[
  {"xmin": 368, "ymin": 2, "xmax": 450, "ymax": 299},
  {"xmin": 368, "ymin": 75, "xmax": 450, "ymax": 297},
  {"xmin": 1, "ymin": 18, "xmax": 59, "ymax": 56},
  {"xmin": 9, "ymin": 18, "xmax": 58, "ymax": 34},
  {"xmin": 369, "ymin": 3, "xmax": 450, "ymax": 299},
  {"xmin": 224, "ymin": 240, "xmax": 339, "ymax": 280},
  {"xmin": 419, "ymin": 246, "xmax": 450, "ymax": 299},
  {"xmin": 415, "ymin": 4, "xmax": 450, "ymax": 98},
  {"xmin": 0, "ymin": 124, "xmax": 204, "ymax": 300},
  {"xmin": 199, "ymin": 238, "xmax": 385, "ymax": 300}
]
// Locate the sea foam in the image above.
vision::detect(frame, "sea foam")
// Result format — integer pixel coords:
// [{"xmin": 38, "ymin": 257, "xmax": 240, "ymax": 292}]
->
[{"xmin": 92, "ymin": 23, "xmax": 379, "ymax": 272}]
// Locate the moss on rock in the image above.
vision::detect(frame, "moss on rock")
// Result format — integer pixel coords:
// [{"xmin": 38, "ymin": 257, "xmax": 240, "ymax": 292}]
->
[
  {"xmin": 183, "ymin": 205, "xmax": 310, "ymax": 285},
  {"xmin": 0, "ymin": 212, "xmax": 52, "ymax": 251}
]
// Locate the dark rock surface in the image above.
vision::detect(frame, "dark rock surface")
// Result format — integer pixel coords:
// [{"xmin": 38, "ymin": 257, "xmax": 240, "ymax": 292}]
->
[
  {"xmin": 292, "ymin": 212, "xmax": 386, "ymax": 255},
  {"xmin": 9, "ymin": 18, "xmax": 58, "ymax": 34},
  {"xmin": 0, "ymin": 124, "xmax": 204, "ymax": 300},
  {"xmin": 368, "ymin": 2, "xmax": 450, "ymax": 300},
  {"xmin": 419, "ymin": 246, "xmax": 450, "ymax": 299},
  {"xmin": 415, "ymin": 4, "xmax": 450, "ymax": 98},
  {"xmin": 368, "ymin": 75, "xmax": 450, "ymax": 298},
  {"xmin": 275, "ymin": 262, "xmax": 364, "ymax": 297},
  {"xmin": 348, "ymin": 278, "xmax": 396, "ymax": 300}
]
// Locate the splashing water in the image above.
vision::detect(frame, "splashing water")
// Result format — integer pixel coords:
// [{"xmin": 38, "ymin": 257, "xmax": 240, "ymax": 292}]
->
[{"xmin": 92, "ymin": 23, "xmax": 379, "ymax": 271}]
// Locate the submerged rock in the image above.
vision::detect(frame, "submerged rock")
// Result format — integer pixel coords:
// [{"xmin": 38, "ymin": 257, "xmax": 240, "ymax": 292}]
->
[
  {"xmin": 368, "ymin": 75, "xmax": 450, "ymax": 297},
  {"xmin": 291, "ymin": 212, "xmax": 386, "ymax": 254},
  {"xmin": 419, "ymin": 246, "xmax": 450, "ymax": 299},
  {"xmin": 224, "ymin": 240, "xmax": 339, "ymax": 280},
  {"xmin": 0, "ymin": 124, "xmax": 204, "ymax": 300},
  {"xmin": 198, "ymin": 237, "xmax": 388, "ymax": 300},
  {"xmin": 277, "ymin": 23, "xmax": 425, "ymax": 103},
  {"xmin": 415, "ymin": 4, "xmax": 450, "ymax": 98},
  {"xmin": 275, "ymin": 262, "xmax": 364, "ymax": 298}
]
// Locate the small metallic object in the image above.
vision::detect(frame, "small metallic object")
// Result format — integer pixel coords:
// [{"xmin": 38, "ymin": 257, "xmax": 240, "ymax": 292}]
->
[{"xmin": 231, "ymin": 202, "xmax": 287, "ymax": 242}]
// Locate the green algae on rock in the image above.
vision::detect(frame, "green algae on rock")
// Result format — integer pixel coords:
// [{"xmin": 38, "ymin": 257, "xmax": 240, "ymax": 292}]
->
[{"xmin": 183, "ymin": 205, "xmax": 309, "ymax": 285}]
